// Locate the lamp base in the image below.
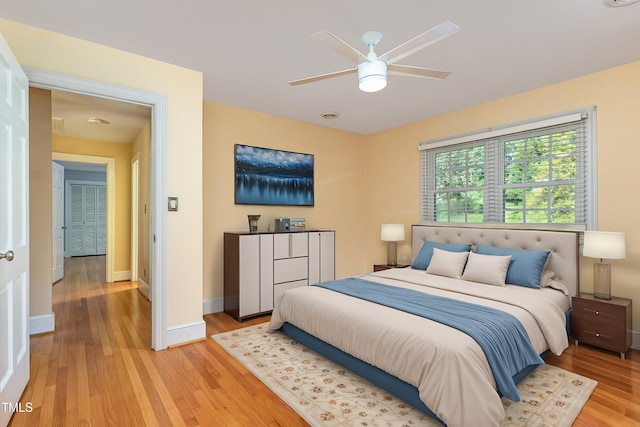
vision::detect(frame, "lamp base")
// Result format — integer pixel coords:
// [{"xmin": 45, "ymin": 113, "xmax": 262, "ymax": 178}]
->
[
  {"xmin": 593, "ymin": 262, "xmax": 611, "ymax": 300},
  {"xmin": 387, "ymin": 241, "xmax": 398, "ymax": 266}
]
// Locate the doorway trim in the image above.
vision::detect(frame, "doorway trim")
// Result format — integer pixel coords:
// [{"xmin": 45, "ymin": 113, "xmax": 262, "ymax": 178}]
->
[
  {"xmin": 53, "ymin": 154, "xmax": 113, "ymax": 280},
  {"xmin": 27, "ymin": 67, "xmax": 168, "ymax": 350},
  {"xmin": 131, "ymin": 153, "xmax": 140, "ymax": 284}
]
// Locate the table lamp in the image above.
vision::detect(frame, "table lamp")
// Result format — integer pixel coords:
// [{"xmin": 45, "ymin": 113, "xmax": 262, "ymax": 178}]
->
[
  {"xmin": 381, "ymin": 224, "xmax": 405, "ymax": 266},
  {"xmin": 582, "ymin": 231, "xmax": 625, "ymax": 299}
]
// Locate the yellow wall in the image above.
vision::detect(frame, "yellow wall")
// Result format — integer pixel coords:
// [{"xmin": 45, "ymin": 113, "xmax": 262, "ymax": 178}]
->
[
  {"xmin": 5, "ymin": 17, "xmax": 640, "ymax": 338},
  {"xmin": 52, "ymin": 135, "xmax": 132, "ymax": 273},
  {"xmin": 1, "ymin": 18, "xmax": 204, "ymax": 329},
  {"xmin": 28, "ymin": 88, "xmax": 52, "ymax": 316},
  {"xmin": 202, "ymin": 102, "xmax": 366, "ymax": 302},
  {"xmin": 364, "ymin": 61, "xmax": 640, "ymax": 331}
]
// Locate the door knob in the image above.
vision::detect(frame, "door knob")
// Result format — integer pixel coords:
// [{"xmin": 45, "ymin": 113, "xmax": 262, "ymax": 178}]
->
[{"xmin": 0, "ymin": 250, "xmax": 14, "ymax": 261}]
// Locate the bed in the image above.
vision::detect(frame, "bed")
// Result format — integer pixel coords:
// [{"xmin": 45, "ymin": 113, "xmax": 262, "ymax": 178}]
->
[{"xmin": 268, "ymin": 225, "xmax": 579, "ymax": 427}]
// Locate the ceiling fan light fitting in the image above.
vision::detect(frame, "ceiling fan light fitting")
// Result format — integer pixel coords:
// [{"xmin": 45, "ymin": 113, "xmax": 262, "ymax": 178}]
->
[
  {"xmin": 603, "ymin": 0, "xmax": 640, "ymax": 6},
  {"xmin": 87, "ymin": 117, "xmax": 111, "ymax": 125},
  {"xmin": 358, "ymin": 60, "xmax": 387, "ymax": 93}
]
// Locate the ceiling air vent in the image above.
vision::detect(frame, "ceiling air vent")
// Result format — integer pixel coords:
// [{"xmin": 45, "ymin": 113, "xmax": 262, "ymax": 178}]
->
[{"xmin": 321, "ymin": 112, "xmax": 340, "ymax": 120}]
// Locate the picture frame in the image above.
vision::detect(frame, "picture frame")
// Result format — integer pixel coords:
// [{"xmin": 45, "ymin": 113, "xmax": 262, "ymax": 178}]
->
[{"xmin": 234, "ymin": 144, "xmax": 314, "ymax": 206}]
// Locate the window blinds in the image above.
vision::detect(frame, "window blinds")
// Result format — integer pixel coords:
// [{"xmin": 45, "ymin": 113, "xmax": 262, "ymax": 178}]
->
[{"xmin": 420, "ymin": 109, "xmax": 594, "ymax": 229}]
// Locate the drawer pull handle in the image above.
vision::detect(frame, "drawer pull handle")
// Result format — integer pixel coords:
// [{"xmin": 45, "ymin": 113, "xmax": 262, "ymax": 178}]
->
[
  {"xmin": 584, "ymin": 330, "xmax": 612, "ymax": 339},
  {"xmin": 289, "ymin": 234, "xmax": 293, "ymax": 257},
  {"xmin": 583, "ymin": 308, "xmax": 602, "ymax": 315}
]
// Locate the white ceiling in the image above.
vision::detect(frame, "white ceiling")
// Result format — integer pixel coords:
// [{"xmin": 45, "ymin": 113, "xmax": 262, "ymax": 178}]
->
[
  {"xmin": 3, "ymin": 1, "xmax": 640, "ymax": 135},
  {"xmin": 51, "ymin": 91, "xmax": 150, "ymax": 143}
]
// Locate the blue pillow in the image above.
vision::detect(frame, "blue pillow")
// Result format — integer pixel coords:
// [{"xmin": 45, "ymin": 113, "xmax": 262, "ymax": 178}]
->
[
  {"xmin": 411, "ymin": 241, "xmax": 472, "ymax": 270},
  {"xmin": 474, "ymin": 245, "xmax": 550, "ymax": 289}
]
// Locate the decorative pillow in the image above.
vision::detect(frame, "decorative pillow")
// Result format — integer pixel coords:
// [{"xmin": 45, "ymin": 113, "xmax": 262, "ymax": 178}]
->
[
  {"xmin": 539, "ymin": 270, "xmax": 570, "ymax": 295},
  {"xmin": 461, "ymin": 251, "xmax": 512, "ymax": 286},
  {"xmin": 474, "ymin": 245, "xmax": 551, "ymax": 289},
  {"xmin": 545, "ymin": 279, "xmax": 570, "ymax": 296},
  {"xmin": 540, "ymin": 270, "xmax": 555, "ymax": 287},
  {"xmin": 425, "ymin": 248, "xmax": 470, "ymax": 279},
  {"xmin": 411, "ymin": 241, "xmax": 472, "ymax": 270}
]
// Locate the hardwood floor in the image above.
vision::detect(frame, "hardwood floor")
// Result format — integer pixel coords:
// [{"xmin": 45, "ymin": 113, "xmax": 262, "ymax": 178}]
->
[{"xmin": 8, "ymin": 256, "xmax": 640, "ymax": 426}]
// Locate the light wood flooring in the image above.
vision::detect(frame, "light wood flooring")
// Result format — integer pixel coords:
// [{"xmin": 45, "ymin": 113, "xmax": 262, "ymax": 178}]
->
[{"xmin": 8, "ymin": 256, "xmax": 640, "ymax": 426}]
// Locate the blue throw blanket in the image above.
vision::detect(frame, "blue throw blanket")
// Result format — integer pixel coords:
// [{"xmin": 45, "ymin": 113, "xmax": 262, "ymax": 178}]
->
[{"xmin": 314, "ymin": 277, "xmax": 544, "ymax": 401}]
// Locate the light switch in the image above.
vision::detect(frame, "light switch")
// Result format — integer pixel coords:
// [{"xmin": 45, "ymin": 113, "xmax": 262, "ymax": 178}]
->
[{"xmin": 168, "ymin": 197, "xmax": 178, "ymax": 211}]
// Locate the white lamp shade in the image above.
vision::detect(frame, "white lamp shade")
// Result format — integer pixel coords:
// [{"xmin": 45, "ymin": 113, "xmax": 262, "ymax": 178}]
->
[
  {"xmin": 583, "ymin": 231, "xmax": 626, "ymax": 260},
  {"xmin": 381, "ymin": 224, "xmax": 405, "ymax": 242},
  {"xmin": 358, "ymin": 60, "xmax": 387, "ymax": 93}
]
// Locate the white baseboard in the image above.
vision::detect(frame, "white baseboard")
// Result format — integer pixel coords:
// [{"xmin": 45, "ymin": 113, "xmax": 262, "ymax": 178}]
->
[
  {"xmin": 30, "ymin": 313, "xmax": 55, "ymax": 335},
  {"xmin": 113, "ymin": 270, "xmax": 132, "ymax": 282},
  {"xmin": 203, "ymin": 297, "xmax": 224, "ymax": 315},
  {"xmin": 166, "ymin": 320, "xmax": 206, "ymax": 347},
  {"xmin": 137, "ymin": 278, "xmax": 150, "ymax": 301},
  {"xmin": 632, "ymin": 330, "xmax": 640, "ymax": 350}
]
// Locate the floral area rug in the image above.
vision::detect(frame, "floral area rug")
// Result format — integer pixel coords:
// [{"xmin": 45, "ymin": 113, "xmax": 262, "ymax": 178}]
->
[{"xmin": 212, "ymin": 323, "xmax": 597, "ymax": 426}]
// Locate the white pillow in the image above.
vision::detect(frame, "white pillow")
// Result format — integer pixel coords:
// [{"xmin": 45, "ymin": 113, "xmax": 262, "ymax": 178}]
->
[
  {"xmin": 539, "ymin": 270, "xmax": 570, "ymax": 295},
  {"xmin": 426, "ymin": 248, "xmax": 469, "ymax": 279},
  {"xmin": 540, "ymin": 270, "xmax": 555, "ymax": 286},
  {"xmin": 461, "ymin": 251, "xmax": 512, "ymax": 286}
]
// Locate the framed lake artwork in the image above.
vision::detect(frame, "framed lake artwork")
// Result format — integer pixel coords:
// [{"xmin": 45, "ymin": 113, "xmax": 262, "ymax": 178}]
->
[{"xmin": 234, "ymin": 144, "xmax": 314, "ymax": 206}]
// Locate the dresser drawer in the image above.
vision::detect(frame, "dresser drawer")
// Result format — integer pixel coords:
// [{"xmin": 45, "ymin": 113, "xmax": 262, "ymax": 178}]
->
[
  {"xmin": 274, "ymin": 233, "xmax": 308, "ymax": 259},
  {"xmin": 572, "ymin": 298, "xmax": 625, "ymax": 328},
  {"xmin": 274, "ymin": 280, "xmax": 308, "ymax": 306},
  {"xmin": 274, "ymin": 257, "xmax": 308, "ymax": 284},
  {"xmin": 572, "ymin": 318, "xmax": 627, "ymax": 352}
]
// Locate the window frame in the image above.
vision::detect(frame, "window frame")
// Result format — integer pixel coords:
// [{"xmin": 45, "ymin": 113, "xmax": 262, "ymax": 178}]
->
[{"xmin": 419, "ymin": 108, "xmax": 597, "ymax": 231}]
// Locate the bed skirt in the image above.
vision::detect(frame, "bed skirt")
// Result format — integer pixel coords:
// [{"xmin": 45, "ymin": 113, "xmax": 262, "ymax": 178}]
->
[{"xmin": 280, "ymin": 310, "xmax": 570, "ymax": 426}]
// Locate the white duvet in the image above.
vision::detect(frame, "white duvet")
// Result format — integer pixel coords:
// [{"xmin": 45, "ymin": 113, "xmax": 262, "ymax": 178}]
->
[{"xmin": 268, "ymin": 267, "xmax": 570, "ymax": 427}]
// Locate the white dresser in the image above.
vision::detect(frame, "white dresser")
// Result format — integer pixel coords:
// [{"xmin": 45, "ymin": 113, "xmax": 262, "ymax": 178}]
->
[{"xmin": 224, "ymin": 230, "xmax": 335, "ymax": 320}]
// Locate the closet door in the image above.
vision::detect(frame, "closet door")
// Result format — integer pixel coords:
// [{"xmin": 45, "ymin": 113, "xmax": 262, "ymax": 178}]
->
[
  {"xmin": 96, "ymin": 186, "xmax": 107, "ymax": 254},
  {"xmin": 67, "ymin": 183, "xmax": 106, "ymax": 256},
  {"xmin": 83, "ymin": 185, "xmax": 97, "ymax": 255},
  {"xmin": 68, "ymin": 184, "xmax": 85, "ymax": 256}
]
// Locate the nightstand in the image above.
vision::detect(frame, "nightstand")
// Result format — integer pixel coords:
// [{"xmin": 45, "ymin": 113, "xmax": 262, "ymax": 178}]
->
[
  {"xmin": 373, "ymin": 264, "xmax": 409, "ymax": 272},
  {"xmin": 572, "ymin": 293, "xmax": 632, "ymax": 359}
]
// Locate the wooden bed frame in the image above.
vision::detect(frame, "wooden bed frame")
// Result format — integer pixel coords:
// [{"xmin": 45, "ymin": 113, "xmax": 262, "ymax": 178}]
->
[{"xmin": 281, "ymin": 224, "xmax": 580, "ymax": 425}]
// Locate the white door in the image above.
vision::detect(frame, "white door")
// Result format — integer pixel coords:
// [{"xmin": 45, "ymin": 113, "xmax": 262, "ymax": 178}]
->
[
  {"xmin": 0, "ymin": 34, "xmax": 30, "ymax": 427},
  {"xmin": 238, "ymin": 235, "xmax": 260, "ymax": 318},
  {"xmin": 82, "ymin": 184, "xmax": 97, "ymax": 254},
  {"xmin": 96, "ymin": 185, "xmax": 106, "ymax": 254},
  {"xmin": 52, "ymin": 161, "xmax": 64, "ymax": 283},
  {"xmin": 68, "ymin": 183, "xmax": 84, "ymax": 255},
  {"xmin": 67, "ymin": 182, "xmax": 106, "ymax": 256}
]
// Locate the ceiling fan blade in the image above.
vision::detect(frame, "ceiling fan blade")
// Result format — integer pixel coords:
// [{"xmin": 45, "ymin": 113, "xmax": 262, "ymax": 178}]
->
[
  {"xmin": 311, "ymin": 30, "xmax": 368, "ymax": 63},
  {"xmin": 380, "ymin": 21, "xmax": 459, "ymax": 65},
  {"xmin": 388, "ymin": 64, "xmax": 451, "ymax": 80},
  {"xmin": 288, "ymin": 68, "xmax": 357, "ymax": 86}
]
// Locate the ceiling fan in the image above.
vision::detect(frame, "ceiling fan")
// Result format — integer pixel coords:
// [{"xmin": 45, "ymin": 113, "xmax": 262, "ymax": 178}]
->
[{"xmin": 289, "ymin": 21, "xmax": 460, "ymax": 93}]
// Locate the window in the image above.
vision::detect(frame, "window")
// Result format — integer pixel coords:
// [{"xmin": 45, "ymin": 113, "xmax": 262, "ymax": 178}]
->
[{"xmin": 420, "ymin": 109, "xmax": 595, "ymax": 229}]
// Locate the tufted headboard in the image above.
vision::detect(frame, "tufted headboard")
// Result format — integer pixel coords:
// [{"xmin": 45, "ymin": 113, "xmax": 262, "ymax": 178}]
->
[{"xmin": 411, "ymin": 225, "xmax": 580, "ymax": 297}]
